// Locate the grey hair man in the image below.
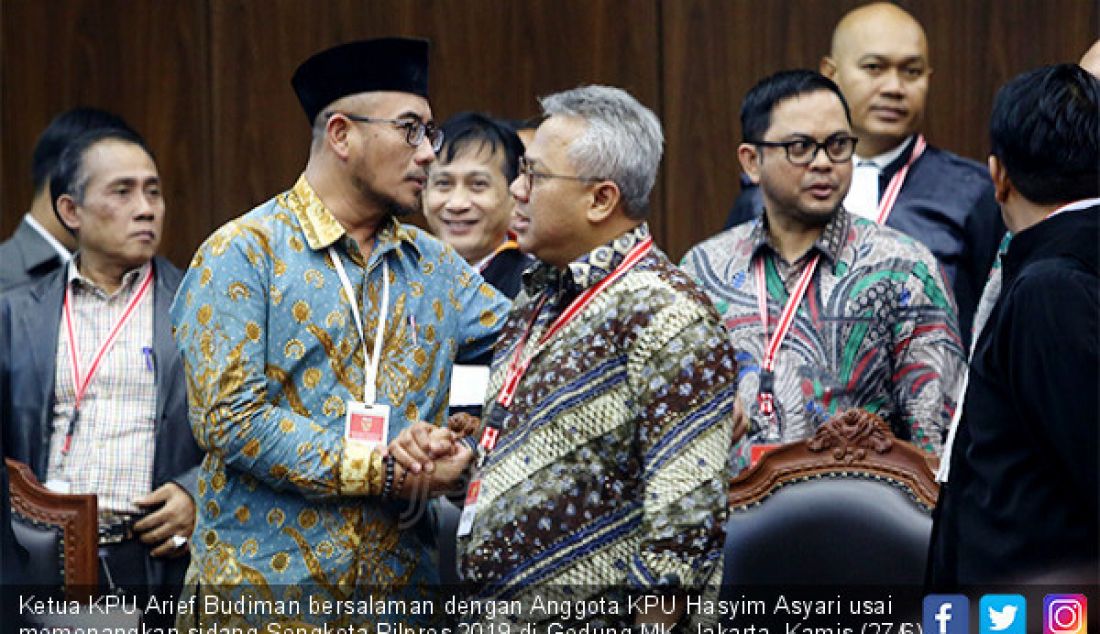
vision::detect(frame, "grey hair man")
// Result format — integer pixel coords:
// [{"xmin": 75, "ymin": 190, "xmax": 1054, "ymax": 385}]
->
[{"xmin": 451, "ymin": 85, "xmax": 739, "ymax": 628}]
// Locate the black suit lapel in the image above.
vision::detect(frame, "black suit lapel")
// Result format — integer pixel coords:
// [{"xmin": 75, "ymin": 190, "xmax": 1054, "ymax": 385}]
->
[
  {"xmin": 877, "ymin": 135, "xmax": 920, "ymax": 195},
  {"xmin": 23, "ymin": 276, "xmax": 65, "ymax": 454}
]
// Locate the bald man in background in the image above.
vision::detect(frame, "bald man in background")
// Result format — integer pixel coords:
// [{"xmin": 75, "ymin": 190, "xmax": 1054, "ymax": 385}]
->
[{"xmin": 726, "ymin": 3, "xmax": 1004, "ymax": 347}]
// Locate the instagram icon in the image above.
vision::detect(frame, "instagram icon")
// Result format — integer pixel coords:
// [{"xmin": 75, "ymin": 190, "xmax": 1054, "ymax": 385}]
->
[{"xmin": 1045, "ymin": 595, "xmax": 1087, "ymax": 634}]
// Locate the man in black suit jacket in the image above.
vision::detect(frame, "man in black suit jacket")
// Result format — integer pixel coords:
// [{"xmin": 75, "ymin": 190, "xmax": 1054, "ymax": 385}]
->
[
  {"xmin": 929, "ymin": 64, "xmax": 1099, "ymax": 586},
  {"xmin": 0, "ymin": 126, "xmax": 202, "ymax": 599}
]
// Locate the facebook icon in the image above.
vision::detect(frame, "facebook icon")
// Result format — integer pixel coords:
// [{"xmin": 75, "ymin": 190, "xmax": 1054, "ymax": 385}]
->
[{"xmin": 924, "ymin": 595, "xmax": 970, "ymax": 634}]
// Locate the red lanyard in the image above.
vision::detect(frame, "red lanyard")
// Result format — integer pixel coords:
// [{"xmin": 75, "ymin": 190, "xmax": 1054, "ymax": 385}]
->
[
  {"xmin": 61, "ymin": 265, "xmax": 154, "ymax": 453},
  {"xmin": 875, "ymin": 134, "xmax": 927, "ymax": 225},
  {"xmin": 476, "ymin": 425, "xmax": 501, "ymax": 466},
  {"xmin": 754, "ymin": 253, "xmax": 819, "ymax": 417},
  {"xmin": 496, "ymin": 237, "xmax": 653, "ymax": 410}
]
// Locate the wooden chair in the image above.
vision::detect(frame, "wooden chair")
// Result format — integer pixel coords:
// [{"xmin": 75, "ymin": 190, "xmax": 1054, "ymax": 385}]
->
[
  {"xmin": 6, "ymin": 458, "xmax": 98, "ymax": 600},
  {"xmin": 721, "ymin": 409, "xmax": 939, "ymax": 586}
]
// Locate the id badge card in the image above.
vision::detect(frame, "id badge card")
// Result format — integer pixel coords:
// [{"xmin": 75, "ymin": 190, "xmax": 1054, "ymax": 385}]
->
[
  {"xmin": 456, "ymin": 479, "xmax": 483, "ymax": 537},
  {"xmin": 345, "ymin": 401, "xmax": 390, "ymax": 450},
  {"xmin": 749, "ymin": 443, "xmax": 780, "ymax": 467}
]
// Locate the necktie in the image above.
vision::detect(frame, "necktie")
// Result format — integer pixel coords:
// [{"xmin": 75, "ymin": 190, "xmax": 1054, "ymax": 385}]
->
[{"xmin": 844, "ymin": 159, "xmax": 880, "ymax": 219}]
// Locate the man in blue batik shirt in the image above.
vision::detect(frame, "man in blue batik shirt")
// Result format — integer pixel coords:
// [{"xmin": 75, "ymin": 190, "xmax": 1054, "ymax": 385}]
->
[{"xmin": 170, "ymin": 38, "xmax": 509, "ymax": 628}]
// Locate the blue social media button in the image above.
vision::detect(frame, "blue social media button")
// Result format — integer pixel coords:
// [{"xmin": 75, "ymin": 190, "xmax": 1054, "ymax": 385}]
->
[
  {"xmin": 925, "ymin": 594, "xmax": 970, "ymax": 634},
  {"xmin": 980, "ymin": 594, "xmax": 1026, "ymax": 634}
]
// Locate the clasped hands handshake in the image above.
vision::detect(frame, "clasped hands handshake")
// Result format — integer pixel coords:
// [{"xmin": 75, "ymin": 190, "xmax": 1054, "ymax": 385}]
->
[{"xmin": 383, "ymin": 412, "xmax": 481, "ymax": 498}]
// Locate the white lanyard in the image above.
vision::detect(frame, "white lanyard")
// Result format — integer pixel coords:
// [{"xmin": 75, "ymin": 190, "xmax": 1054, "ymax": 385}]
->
[{"xmin": 328, "ymin": 247, "xmax": 389, "ymax": 406}]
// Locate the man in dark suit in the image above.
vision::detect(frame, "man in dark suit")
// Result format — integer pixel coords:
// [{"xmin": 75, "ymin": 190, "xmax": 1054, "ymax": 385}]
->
[
  {"xmin": 0, "ymin": 126, "xmax": 202, "ymax": 601},
  {"xmin": 929, "ymin": 64, "xmax": 1099, "ymax": 586},
  {"xmin": 0, "ymin": 108, "xmax": 131, "ymax": 294},
  {"xmin": 726, "ymin": 3, "xmax": 1004, "ymax": 347}
]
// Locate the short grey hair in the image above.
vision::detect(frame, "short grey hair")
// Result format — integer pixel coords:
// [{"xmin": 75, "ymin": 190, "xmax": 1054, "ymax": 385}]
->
[{"xmin": 540, "ymin": 85, "xmax": 664, "ymax": 219}]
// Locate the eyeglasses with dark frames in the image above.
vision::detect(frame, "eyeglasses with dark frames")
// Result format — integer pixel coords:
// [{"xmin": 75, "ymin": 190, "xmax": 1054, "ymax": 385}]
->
[
  {"xmin": 324, "ymin": 111, "xmax": 444, "ymax": 152},
  {"xmin": 515, "ymin": 156, "xmax": 608, "ymax": 197},
  {"xmin": 752, "ymin": 134, "xmax": 858, "ymax": 166}
]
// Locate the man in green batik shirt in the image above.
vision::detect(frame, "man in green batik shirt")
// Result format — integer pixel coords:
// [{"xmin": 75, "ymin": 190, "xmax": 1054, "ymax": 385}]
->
[{"xmin": 683, "ymin": 70, "xmax": 964, "ymax": 475}]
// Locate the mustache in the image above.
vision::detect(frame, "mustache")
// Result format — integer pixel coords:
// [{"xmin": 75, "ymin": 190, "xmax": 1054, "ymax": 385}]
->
[{"xmin": 389, "ymin": 190, "xmax": 421, "ymax": 217}]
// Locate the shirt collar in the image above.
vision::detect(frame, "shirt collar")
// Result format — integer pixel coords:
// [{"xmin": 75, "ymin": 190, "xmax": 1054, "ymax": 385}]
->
[
  {"xmin": 1003, "ymin": 201, "xmax": 1099, "ymax": 280},
  {"xmin": 281, "ymin": 174, "xmax": 421, "ymax": 264},
  {"xmin": 1048, "ymin": 197, "xmax": 1100, "ymax": 218},
  {"xmin": 749, "ymin": 209, "xmax": 850, "ymax": 267},
  {"xmin": 853, "ymin": 134, "xmax": 913, "ymax": 169},
  {"xmin": 475, "ymin": 236, "xmax": 519, "ymax": 271},
  {"xmin": 523, "ymin": 223, "xmax": 651, "ymax": 295},
  {"xmin": 67, "ymin": 254, "xmax": 151, "ymax": 298},
  {"xmin": 24, "ymin": 214, "xmax": 72, "ymax": 263}
]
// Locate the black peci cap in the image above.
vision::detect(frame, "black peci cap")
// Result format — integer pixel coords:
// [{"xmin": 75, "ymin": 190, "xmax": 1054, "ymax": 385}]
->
[{"xmin": 291, "ymin": 37, "xmax": 430, "ymax": 123}]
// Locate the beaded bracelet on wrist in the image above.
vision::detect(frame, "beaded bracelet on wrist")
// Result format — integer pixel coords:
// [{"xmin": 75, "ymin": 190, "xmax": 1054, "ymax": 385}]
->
[
  {"xmin": 392, "ymin": 461, "xmax": 409, "ymax": 500},
  {"xmin": 381, "ymin": 454, "xmax": 396, "ymax": 500}
]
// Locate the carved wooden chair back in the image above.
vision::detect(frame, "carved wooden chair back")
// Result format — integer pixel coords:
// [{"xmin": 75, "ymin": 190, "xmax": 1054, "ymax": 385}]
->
[
  {"xmin": 6, "ymin": 458, "xmax": 98, "ymax": 600},
  {"xmin": 721, "ymin": 409, "xmax": 939, "ymax": 586}
]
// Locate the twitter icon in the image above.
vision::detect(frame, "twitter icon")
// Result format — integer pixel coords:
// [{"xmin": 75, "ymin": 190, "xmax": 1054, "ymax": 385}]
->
[{"xmin": 981, "ymin": 594, "xmax": 1026, "ymax": 634}]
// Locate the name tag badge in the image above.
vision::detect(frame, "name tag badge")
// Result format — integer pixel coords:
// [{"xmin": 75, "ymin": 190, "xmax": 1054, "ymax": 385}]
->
[
  {"xmin": 750, "ymin": 443, "xmax": 781, "ymax": 467},
  {"xmin": 345, "ymin": 401, "xmax": 390, "ymax": 450},
  {"xmin": 456, "ymin": 479, "xmax": 483, "ymax": 537}
]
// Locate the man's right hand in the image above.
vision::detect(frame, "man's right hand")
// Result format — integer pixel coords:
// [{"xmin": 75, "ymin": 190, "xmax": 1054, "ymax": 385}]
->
[
  {"xmin": 389, "ymin": 424, "xmax": 474, "ymax": 499},
  {"xmin": 387, "ymin": 421, "xmax": 458, "ymax": 475},
  {"xmin": 424, "ymin": 441, "xmax": 474, "ymax": 495}
]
